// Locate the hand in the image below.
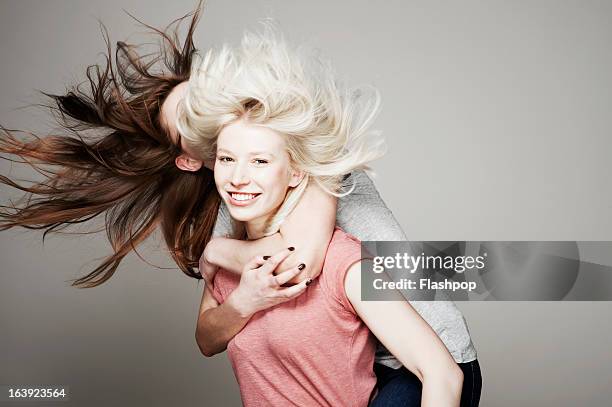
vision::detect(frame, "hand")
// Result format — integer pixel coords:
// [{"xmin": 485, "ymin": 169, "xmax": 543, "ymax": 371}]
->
[{"xmin": 228, "ymin": 247, "xmax": 312, "ymax": 318}]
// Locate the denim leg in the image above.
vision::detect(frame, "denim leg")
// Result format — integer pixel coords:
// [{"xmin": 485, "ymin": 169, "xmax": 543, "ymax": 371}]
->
[
  {"xmin": 370, "ymin": 364, "xmax": 421, "ymax": 407},
  {"xmin": 370, "ymin": 360, "xmax": 482, "ymax": 407}
]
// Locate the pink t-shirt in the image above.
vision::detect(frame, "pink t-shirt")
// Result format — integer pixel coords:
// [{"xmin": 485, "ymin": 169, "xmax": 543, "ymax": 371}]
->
[{"xmin": 212, "ymin": 228, "xmax": 376, "ymax": 407}]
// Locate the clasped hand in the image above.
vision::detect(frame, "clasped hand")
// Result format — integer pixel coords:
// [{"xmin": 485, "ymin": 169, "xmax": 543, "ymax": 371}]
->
[{"xmin": 201, "ymin": 247, "xmax": 312, "ymax": 318}]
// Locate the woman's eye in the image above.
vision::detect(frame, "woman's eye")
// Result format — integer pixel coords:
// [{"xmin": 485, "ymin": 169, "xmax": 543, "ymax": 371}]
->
[
  {"xmin": 217, "ymin": 156, "xmax": 234, "ymax": 163},
  {"xmin": 253, "ymin": 159, "xmax": 268, "ymax": 165}
]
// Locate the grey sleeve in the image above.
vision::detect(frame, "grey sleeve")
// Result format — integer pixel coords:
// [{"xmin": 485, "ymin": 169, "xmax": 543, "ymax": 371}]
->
[
  {"xmin": 336, "ymin": 170, "xmax": 407, "ymax": 241},
  {"xmin": 212, "ymin": 200, "xmax": 234, "ymax": 238}
]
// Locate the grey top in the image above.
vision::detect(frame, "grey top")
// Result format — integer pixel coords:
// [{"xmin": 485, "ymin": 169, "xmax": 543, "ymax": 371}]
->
[{"xmin": 213, "ymin": 170, "xmax": 477, "ymax": 367}]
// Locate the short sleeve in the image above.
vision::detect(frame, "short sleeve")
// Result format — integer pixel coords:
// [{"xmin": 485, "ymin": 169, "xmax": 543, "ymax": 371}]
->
[
  {"xmin": 321, "ymin": 230, "xmax": 367, "ymax": 316},
  {"xmin": 336, "ymin": 171, "xmax": 407, "ymax": 241}
]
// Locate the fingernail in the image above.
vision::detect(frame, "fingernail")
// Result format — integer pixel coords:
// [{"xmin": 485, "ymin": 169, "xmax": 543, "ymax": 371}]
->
[
  {"xmin": 263, "ymin": 255, "xmax": 271, "ymax": 260},
  {"xmin": 288, "ymin": 246, "xmax": 295, "ymax": 251},
  {"xmin": 298, "ymin": 263, "xmax": 306, "ymax": 270},
  {"xmin": 305, "ymin": 278, "xmax": 313, "ymax": 286}
]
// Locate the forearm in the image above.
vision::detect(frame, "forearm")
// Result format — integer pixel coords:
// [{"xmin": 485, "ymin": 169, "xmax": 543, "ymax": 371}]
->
[
  {"xmin": 277, "ymin": 180, "xmax": 336, "ymax": 279},
  {"xmin": 195, "ymin": 288, "xmax": 251, "ymax": 357},
  {"xmin": 204, "ymin": 234, "xmax": 285, "ymax": 273},
  {"xmin": 421, "ymin": 369, "xmax": 463, "ymax": 407}
]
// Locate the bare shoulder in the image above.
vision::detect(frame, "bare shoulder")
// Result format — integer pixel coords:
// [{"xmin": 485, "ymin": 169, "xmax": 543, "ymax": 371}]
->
[{"xmin": 344, "ymin": 259, "xmax": 372, "ymax": 304}]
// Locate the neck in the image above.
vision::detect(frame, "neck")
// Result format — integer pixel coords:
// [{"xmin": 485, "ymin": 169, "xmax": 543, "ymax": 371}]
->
[{"xmin": 245, "ymin": 217, "xmax": 269, "ymax": 240}]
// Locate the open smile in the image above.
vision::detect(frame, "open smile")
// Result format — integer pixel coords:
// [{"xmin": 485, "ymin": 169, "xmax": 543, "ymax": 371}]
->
[{"xmin": 227, "ymin": 191, "xmax": 261, "ymax": 206}]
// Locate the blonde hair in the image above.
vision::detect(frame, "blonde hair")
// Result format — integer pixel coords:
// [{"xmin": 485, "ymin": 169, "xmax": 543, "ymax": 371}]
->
[{"xmin": 178, "ymin": 24, "xmax": 385, "ymax": 235}]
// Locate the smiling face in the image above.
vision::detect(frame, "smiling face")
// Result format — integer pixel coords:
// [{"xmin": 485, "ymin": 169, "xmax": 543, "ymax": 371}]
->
[{"xmin": 214, "ymin": 118, "xmax": 303, "ymax": 238}]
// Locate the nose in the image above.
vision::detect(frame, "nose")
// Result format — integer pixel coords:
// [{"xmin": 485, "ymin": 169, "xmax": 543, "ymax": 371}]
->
[{"xmin": 230, "ymin": 162, "xmax": 250, "ymax": 187}]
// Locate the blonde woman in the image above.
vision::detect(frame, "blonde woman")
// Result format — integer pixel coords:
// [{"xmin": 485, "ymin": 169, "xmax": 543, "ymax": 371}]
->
[{"xmin": 178, "ymin": 26, "xmax": 480, "ymax": 406}]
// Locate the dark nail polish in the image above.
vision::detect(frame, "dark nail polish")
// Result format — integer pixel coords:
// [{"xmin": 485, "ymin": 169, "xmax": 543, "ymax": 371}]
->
[
  {"xmin": 305, "ymin": 278, "xmax": 313, "ymax": 286},
  {"xmin": 298, "ymin": 263, "xmax": 306, "ymax": 270},
  {"xmin": 263, "ymin": 255, "xmax": 271, "ymax": 260},
  {"xmin": 288, "ymin": 246, "xmax": 295, "ymax": 251}
]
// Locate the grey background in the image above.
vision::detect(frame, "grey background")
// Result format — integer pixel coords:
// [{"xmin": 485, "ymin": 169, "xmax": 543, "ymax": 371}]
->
[{"xmin": 1, "ymin": 0, "xmax": 611, "ymax": 406}]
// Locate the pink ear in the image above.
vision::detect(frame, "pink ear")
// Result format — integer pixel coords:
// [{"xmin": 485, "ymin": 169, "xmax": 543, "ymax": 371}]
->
[
  {"xmin": 289, "ymin": 169, "xmax": 305, "ymax": 187},
  {"xmin": 175, "ymin": 154, "xmax": 203, "ymax": 172}
]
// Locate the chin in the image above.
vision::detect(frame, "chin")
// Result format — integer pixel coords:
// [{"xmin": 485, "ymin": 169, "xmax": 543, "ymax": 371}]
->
[
  {"xmin": 225, "ymin": 204, "xmax": 259, "ymax": 222},
  {"xmin": 228, "ymin": 212, "xmax": 256, "ymax": 222}
]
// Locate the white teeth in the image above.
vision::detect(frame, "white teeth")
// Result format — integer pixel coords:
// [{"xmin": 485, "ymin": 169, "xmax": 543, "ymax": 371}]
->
[{"xmin": 230, "ymin": 193, "xmax": 258, "ymax": 201}]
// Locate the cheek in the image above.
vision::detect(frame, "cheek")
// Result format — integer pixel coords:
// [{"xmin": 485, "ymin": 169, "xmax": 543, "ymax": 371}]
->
[
  {"xmin": 271, "ymin": 165, "xmax": 290, "ymax": 181},
  {"xmin": 213, "ymin": 165, "xmax": 229, "ymax": 188},
  {"xmin": 261, "ymin": 165, "xmax": 292, "ymax": 197}
]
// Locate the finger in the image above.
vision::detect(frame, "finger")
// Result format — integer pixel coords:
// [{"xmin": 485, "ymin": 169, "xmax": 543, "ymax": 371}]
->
[
  {"xmin": 244, "ymin": 255, "xmax": 269, "ymax": 271},
  {"xmin": 259, "ymin": 247, "xmax": 295, "ymax": 275},
  {"xmin": 273, "ymin": 263, "xmax": 306, "ymax": 286},
  {"xmin": 275, "ymin": 277, "xmax": 312, "ymax": 299}
]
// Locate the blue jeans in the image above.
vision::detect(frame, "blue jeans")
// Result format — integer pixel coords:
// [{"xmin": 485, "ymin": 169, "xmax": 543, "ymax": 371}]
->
[{"xmin": 370, "ymin": 360, "xmax": 482, "ymax": 407}]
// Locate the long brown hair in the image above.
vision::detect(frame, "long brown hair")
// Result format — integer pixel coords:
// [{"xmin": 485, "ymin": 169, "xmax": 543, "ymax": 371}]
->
[{"xmin": 0, "ymin": 5, "xmax": 219, "ymax": 287}]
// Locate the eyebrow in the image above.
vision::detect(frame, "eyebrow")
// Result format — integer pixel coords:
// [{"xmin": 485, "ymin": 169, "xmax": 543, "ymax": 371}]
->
[{"xmin": 217, "ymin": 148, "xmax": 276, "ymax": 158}]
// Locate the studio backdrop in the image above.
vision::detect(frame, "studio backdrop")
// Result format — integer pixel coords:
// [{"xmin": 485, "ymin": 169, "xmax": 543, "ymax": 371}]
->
[{"xmin": 1, "ymin": 1, "xmax": 611, "ymax": 406}]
